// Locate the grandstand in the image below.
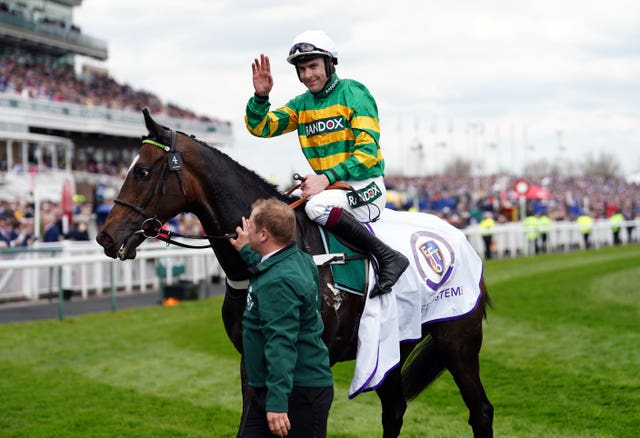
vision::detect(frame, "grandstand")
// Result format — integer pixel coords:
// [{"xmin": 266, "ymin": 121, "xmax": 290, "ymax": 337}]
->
[{"xmin": 0, "ymin": 0, "xmax": 232, "ymax": 207}]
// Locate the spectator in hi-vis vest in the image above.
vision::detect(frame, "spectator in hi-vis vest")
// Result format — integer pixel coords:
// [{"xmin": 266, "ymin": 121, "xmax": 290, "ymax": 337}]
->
[
  {"xmin": 576, "ymin": 213, "xmax": 594, "ymax": 249},
  {"xmin": 538, "ymin": 212, "xmax": 553, "ymax": 253},
  {"xmin": 609, "ymin": 209, "xmax": 624, "ymax": 246},
  {"xmin": 523, "ymin": 213, "xmax": 539, "ymax": 255},
  {"xmin": 479, "ymin": 212, "xmax": 495, "ymax": 259}
]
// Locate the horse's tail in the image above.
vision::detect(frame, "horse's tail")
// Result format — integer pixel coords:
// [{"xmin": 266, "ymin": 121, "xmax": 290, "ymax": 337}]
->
[{"xmin": 400, "ymin": 334, "xmax": 445, "ymax": 401}]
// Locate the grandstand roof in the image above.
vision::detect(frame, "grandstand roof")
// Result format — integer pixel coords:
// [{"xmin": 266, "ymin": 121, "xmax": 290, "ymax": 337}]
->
[{"xmin": 0, "ymin": 1, "xmax": 107, "ymax": 60}]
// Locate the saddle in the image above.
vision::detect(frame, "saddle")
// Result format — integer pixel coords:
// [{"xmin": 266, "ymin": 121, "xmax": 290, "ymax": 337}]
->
[
  {"xmin": 314, "ymin": 226, "xmax": 369, "ymax": 296},
  {"xmin": 285, "ymin": 179, "xmax": 370, "ymax": 296}
]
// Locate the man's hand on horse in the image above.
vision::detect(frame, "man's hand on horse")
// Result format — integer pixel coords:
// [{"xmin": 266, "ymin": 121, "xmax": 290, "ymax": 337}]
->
[
  {"xmin": 252, "ymin": 53, "xmax": 273, "ymax": 98},
  {"xmin": 229, "ymin": 216, "xmax": 249, "ymax": 251},
  {"xmin": 301, "ymin": 173, "xmax": 330, "ymax": 197}
]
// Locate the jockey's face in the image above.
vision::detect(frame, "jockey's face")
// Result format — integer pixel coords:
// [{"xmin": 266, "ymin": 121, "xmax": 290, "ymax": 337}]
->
[{"xmin": 296, "ymin": 58, "xmax": 328, "ymax": 93}]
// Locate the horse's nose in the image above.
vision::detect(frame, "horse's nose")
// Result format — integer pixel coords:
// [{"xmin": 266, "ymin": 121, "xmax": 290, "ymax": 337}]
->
[{"xmin": 96, "ymin": 230, "xmax": 114, "ymax": 248}]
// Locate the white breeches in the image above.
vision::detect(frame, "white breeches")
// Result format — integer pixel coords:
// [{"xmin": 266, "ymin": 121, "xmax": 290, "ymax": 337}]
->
[{"xmin": 305, "ymin": 176, "xmax": 387, "ymax": 225}]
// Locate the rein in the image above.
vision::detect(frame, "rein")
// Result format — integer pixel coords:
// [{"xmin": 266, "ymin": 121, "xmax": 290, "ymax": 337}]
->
[
  {"xmin": 114, "ymin": 135, "xmax": 355, "ymax": 249},
  {"xmin": 286, "ymin": 173, "xmax": 355, "ymax": 209},
  {"xmin": 114, "ymin": 133, "xmax": 236, "ymax": 249}
]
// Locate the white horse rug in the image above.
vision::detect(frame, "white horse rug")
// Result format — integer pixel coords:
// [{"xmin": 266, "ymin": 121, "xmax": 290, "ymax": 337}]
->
[{"xmin": 349, "ymin": 208, "xmax": 484, "ymax": 398}]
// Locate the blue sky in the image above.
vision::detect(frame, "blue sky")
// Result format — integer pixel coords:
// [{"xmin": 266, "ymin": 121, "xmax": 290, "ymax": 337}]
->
[{"xmin": 75, "ymin": 0, "xmax": 640, "ymax": 183}]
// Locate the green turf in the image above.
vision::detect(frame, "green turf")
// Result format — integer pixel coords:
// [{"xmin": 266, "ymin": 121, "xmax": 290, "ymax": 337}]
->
[{"xmin": 1, "ymin": 244, "xmax": 639, "ymax": 437}]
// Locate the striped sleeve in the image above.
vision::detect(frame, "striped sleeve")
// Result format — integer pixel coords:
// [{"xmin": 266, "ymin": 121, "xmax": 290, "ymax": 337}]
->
[{"xmin": 245, "ymin": 96, "xmax": 298, "ymax": 138}]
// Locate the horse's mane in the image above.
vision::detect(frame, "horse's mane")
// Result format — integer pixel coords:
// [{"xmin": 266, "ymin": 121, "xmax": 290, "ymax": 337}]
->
[{"xmin": 180, "ymin": 132, "xmax": 292, "ymax": 203}]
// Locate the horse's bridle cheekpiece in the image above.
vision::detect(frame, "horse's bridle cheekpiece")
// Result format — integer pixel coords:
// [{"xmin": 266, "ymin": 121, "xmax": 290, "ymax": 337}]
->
[{"xmin": 114, "ymin": 129, "xmax": 236, "ymax": 248}]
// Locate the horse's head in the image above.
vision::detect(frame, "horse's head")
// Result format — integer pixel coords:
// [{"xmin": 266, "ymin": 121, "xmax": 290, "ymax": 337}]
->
[{"xmin": 96, "ymin": 109, "xmax": 193, "ymax": 259}]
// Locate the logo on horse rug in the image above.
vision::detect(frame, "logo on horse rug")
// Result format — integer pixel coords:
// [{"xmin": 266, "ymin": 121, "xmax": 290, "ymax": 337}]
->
[{"xmin": 410, "ymin": 231, "xmax": 455, "ymax": 291}]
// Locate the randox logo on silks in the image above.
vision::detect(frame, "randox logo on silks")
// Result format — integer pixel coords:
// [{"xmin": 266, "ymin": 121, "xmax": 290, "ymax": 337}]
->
[
  {"xmin": 303, "ymin": 116, "xmax": 346, "ymax": 137},
  {"xmin": 346, "ymin": 182, "xmax": 382, "ymax": 207},
  {"xmin": 410, "ymin": 231, "xmax": 456, "ymax": 291}
]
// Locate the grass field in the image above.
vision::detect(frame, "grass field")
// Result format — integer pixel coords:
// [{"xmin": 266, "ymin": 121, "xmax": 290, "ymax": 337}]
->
[{"xmin": 1, "ymin": 244, "xmax": 639, "ymax": 437}]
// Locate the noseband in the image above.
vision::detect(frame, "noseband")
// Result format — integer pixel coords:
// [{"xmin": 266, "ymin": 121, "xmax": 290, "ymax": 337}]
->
[{"xmin": 114, "ymin": 130, "xmax": 236, "ymax": 248}]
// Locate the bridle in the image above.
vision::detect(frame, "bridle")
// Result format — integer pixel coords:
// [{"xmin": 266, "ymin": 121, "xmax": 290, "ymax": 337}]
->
[{"xmin": 113, "ymin": 130, "xmax": 236, "ymax": 249}]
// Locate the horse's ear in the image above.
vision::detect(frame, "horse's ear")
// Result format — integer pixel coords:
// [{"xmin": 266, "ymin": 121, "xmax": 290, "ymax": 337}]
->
[
  {"xmin": 142, "ymin": 108, "xmax": 172, "ymax": 144},
  {"xmin": 143, "ymin": 108, "xmax": 160, "ymax": 136}
]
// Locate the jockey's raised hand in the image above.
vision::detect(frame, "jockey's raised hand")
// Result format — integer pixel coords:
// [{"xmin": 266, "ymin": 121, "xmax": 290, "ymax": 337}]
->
[{"xmin": 252, "ymin": 54, "xmax": 273, "ymax": 98}]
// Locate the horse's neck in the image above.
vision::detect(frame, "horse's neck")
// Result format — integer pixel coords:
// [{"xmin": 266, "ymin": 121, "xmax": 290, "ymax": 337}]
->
[
  {"xmin": 189, "ymin": 147, "xmax": 282, "ymax": 281},
  {"xmin": 194, "ymin": 146, "xmax": 278, "ymax": 228}
]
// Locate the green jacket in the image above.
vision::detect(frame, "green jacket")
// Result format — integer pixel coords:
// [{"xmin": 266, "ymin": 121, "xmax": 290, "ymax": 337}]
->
[
  {"xmin": 245, "ymin": 74, "xmax": 384, "ymax": 184},
  {"xmin": 240, "ymin": 243, "xmax": 333, "ymax": 413}
]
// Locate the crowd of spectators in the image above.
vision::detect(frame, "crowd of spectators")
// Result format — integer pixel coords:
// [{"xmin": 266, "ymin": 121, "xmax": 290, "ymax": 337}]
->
[
  {"xmin": 0, "ymin": 194, "xmax": 205, "ymax": 249},
  {"xmin": 71, "ymin": 160, "xmax": 130, "ymax": 178},
  {"xmin": 2, "ymin": 171, "xmax": 639, "ymax": 249},
  {"xmin": 0, "ymin": 198, "xmax": 37, "ymax": 248},
  {"xmin": 0, "ymin": 41, "xmax": 221, "ymax": 248},
  {"xmin": 0, "ymin": 197, "xmax": 89, "ymax": 248},
  {"xmin": 385, "ymin": 173, "xmax": 639, "ymax": 228},
  {"xmin": 0, "ymin": 39, "xmax": 230, "ymax": 239},
  {"xmin": 1, "ymin": 158, "xmax": 131, "ymax": 177},
  {"xmin": 0, "ymin": 47, "xmax": 220, "ymax": 122}
]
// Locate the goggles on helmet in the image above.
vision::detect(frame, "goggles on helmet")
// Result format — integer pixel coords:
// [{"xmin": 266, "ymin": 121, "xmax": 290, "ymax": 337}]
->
[{"xmin": 289, "ymin": 42, "xmax": 329, "ymax": 57}]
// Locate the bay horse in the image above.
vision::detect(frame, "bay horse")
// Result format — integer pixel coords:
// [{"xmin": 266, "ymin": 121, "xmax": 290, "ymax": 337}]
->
[{"xmin": 96, "ymin": 109, "xmax": 493, "ymax": 437}]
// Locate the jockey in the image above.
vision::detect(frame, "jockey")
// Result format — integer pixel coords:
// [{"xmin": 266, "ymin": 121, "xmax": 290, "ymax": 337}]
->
[{"xmin": 245, "ymin": 30, "xmax": 409, "ymax": 297}]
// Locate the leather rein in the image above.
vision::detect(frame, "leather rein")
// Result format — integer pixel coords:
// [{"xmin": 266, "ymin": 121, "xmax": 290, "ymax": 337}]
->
[
  {"xmin": 113, "ymin": 131, "xmax": 236, "ymax": 249},
  {"xmin": 286, "ymin": 173, "xmax": 354, "ymax": 208},
  {"xmin": 113, "ymin": 132, "xmax": 355, "ymax": 250}
]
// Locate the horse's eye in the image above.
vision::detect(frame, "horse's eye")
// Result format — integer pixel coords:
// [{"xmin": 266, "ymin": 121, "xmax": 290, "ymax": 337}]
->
[{"xmin": 134, "ymin": 166, "xmax": 151, "ymax": 179}]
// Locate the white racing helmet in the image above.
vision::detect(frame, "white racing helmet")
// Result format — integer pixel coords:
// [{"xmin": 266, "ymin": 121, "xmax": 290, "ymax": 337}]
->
[{"xmin": 287, "ymin": 30, "xmax": 338, "ymax": 66}]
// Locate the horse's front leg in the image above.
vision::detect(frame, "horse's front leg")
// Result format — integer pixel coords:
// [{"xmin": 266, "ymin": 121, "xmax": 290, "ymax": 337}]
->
[
  {"xmin": 237, "ymin": 356, "xmax": 250, "ymax": 428},
  {"xmin": 221, "ymin": 283, "xmax": 247, "ymax": 354}
]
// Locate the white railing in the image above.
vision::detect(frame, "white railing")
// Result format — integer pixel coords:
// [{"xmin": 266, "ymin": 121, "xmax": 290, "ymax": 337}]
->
[
  {"xmin": 1, "ymin": 218, "xmax": 637, "ymax": 303},
  {"xmin": 0, "ymin": 240, "xmax": 224, "ymax": 302},
  {"xmin": 464, "ymin": 219, "xmax": 639, "ymax": 258}
]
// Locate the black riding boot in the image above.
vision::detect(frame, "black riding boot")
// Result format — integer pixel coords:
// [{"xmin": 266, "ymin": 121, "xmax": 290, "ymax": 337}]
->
[{"xmin": 325, "ymin": 207, "xmax": 409, "ymax": 298}]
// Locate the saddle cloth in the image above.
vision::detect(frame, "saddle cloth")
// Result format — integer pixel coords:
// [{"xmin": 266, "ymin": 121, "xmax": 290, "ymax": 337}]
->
[{"xmin": 349, "ymin": 208, "xmax": 484, "ymax": 398}]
